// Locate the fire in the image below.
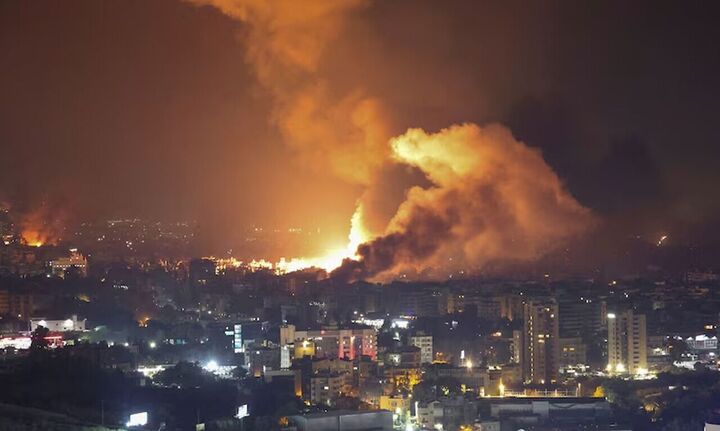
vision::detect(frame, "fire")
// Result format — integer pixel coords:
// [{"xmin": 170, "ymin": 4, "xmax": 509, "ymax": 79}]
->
[
  {"xmin": 21, "ymin": 230, "xmax": 46, "ymax": 247},
  {"xmin": 18, "ymin": 203, "xmax": 65, "ymax": 247},
  {"xmin": 331, "ymin": 124, "xmax": 595, "ymax": 282},
  {"xmin": 218, "ymin": 204, "xmax": 371, "ymax": 275},
  {"xmin": 274, "ymin": 204, "xmax": 370, "ymax": 273},
  {"xmin": 193, "ymin": 2, "xmax": 594, "ymax": 282},
  {"xmin": 190, "ymin": 1, "xmax": 380, "ymax": 275}
]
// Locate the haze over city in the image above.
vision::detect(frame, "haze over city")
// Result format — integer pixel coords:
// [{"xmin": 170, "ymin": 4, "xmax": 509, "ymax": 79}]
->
[
  {"xmin": 2, "ymin": 1, "xmax": 719, "ymax": 263},
  {"xmin": 0, "ymin": 1, "xmax": 719, "ymax": 431}
]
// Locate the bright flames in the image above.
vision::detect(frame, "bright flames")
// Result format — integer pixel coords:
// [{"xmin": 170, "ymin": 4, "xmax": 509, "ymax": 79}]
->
[
  {"xmin": 212, "ymin": 205, "xmax": 370, "ymax": 275},
  {"xmin": 19, "ymin": 204, "xmax": 64, "ymax": 247},
  {"xmin": 21, "ymin": 230, "xmax": 46, "ymax": 247},
  {"xmin": 192, "ymin": 2, "xmax": 594, "ymax": 281},
  {"xmin": 274, "ymin": 204, "xmax": 369, "ymax": 273}
]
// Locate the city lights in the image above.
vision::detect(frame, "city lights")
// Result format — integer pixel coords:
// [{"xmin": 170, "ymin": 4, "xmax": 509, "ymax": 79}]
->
[
  {"xmin": 0, "ymin": 2, "xmax": 717, "ymax": 431},
  {"xmin": 204, "ymin": 360, "xmax": 219, "ymax": 372},
  {"xmin": 126, "ymin": 412, "xmax": 148, "ymax": 428}
]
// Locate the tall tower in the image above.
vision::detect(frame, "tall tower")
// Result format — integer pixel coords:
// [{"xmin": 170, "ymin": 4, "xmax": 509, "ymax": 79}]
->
[
  {"xmin": 607, "ymin": 309, "xmax": 647, "ymax": 375},
  {"xmin": 522, "ymin": 299, "xmax": 560, "ymax": 384}
]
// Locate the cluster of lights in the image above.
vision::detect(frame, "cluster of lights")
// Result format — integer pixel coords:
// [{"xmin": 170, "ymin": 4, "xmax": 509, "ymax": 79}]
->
[
  {"xmin": 204, "ymin": 360, "xmax": 219, "ymax": 372},
  {"xmin": 126, "ymin": 412, "xmax": 148, "ymax": 428}
]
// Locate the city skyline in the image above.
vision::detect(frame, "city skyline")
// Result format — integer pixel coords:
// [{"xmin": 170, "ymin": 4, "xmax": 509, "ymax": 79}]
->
[{"xmin": 1, "ymin": 2, "xmax": 720, "ymax": 431}]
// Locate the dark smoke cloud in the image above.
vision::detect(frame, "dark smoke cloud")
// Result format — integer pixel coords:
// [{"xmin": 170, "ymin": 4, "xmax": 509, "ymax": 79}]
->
[
  {"xmin": 9, "ymin": 195, "xmax": 75, "ymax": 246},
  {"xmin": 2, "ymin": 0, "xmax": 719, "ymax": 258},
  {"xmin": 333, "ymin": 124, "xmax": 595, "ymax": 281}
]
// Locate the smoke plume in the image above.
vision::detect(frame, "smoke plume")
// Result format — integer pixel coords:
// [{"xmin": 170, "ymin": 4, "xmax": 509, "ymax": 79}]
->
[
  {"xmin": 332, "ymin": 124, "xmax": 595, "ymax": 281},
  {"xmin": 189, "ymin": 0, "xmax": 389, "ymax": 185},
  {"xmin": 192, "ymin": 1, "xmax": 595, "ymax": 280},
  {"xmin": 17, "ymin": 201, "xmax": 68, "ymax": 247}
]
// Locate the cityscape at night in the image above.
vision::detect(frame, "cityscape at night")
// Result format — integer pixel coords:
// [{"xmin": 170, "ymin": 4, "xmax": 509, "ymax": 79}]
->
[{"xmin": 1, "ymin": 1, "xmax": 720, "ymax": 430}]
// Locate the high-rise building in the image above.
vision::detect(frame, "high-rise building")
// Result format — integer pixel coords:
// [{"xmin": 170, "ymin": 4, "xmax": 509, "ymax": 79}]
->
[
  {"xmin": 0, "ymin": 290, "xmax": 33, "ymax": 318},
  {"xmin": 607, "ymin": 309, "xmax": 647, "ymax": 375},
  {"xmin": 232, "ymin": 320, "xmax": 265, "ymax": 354},
  {"xmin": 559, "ymin": 337, "xmax": 588, "ymax": 367},
  {"xmin": 558, "ymin": 296, "xmax": 606, "ymax": 338},
  {"xmin": 521, "ymin": 299, "xmax": 560, "ymax": 384},
  {"xmin": 387, "ymin": 287, "xmax": 443, "ymax": 317},
  {"xmin": 511, "ymin": 329, "xmax": 523, "ymax": 364}
]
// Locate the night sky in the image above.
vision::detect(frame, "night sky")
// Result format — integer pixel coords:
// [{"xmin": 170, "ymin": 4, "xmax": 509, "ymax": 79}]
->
[{"xmin": 1, "ymin": 0, "xmax": 719, "ymax": 251}]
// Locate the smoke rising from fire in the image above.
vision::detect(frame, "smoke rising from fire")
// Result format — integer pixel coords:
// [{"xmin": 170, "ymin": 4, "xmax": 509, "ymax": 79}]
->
[
  {"xmin": 17, "ymin": 203, "xmax": 66, "ymax": 247},
  {"xmin": 192, "ymin": 1, "xmax": 595, "ymax": 280},
  {"xmin": 333, "ymin": 124, "xmax": 595, "ymax": 281},
  {"xmin": 189, "ymin": 0, "xmax": 389, "ymax": 185}
]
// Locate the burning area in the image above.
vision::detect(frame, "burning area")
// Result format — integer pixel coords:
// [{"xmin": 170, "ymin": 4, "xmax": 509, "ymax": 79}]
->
[
  {"xmin": 17, "ymin": 202, "xmax": 67, "ymax": 247},
  {"xmin": 332, "ymin": 124, "xmax": 595, "ymax": 281},
  {"xmin": 191, "ymin": 0, "xmax": 595, "ymax": 281}
]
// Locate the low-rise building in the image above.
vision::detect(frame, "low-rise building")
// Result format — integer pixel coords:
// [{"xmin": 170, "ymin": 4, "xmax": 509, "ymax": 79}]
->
[
  {"xmin": 416, "ymin": 397, "xmax": 479, "ymax": 431},
  {"xmin": 426, "ymin": 364, "xmax": 486, "ymax": 393},
  {"xmin": 288, "ymin": 410, "xmax": 393, "ymax": 431},
  {"xmin": 686, "ymin": 335, "xmax": 718, "ymax": 352},
  {"xmin": 379, "ymin": 394, "xmax": 411, "ymax": 416},
  {"xmin": 488, "ymin": 397, "xmax": 612, "ymax": 429},
  {"xmin": 310, "ymin": 372, "xmax": 353, "ymax": 406},
  {"xmin": 246, "ymin": 345, "xmax": 280, "ymax": 377},
  {"xmin": 416, "ymin": 401, "xmax": 443, "ymax": 430},
  {"xmin": 383, "ymin": 366, "xmax": 422, "ymax": 392},
  {"xmin": 409, "ymin": 334, "xmax": 433, "ymax": 364},
  {"xmin": 385, "ymin": 346, "xmax": 421, "ymax": 368},
  {"xmin": 476, "ymin": 421, "xmax": 500, "ymax": 431},
  {"xmin": 30, "ymin": 315, "xmax": 86, "ymax": 332},
  {"xmin": 49, "ymin": 249, "xmax": 88, "ymax": 278},
  {"xmin": 284, "ymin": 326, "xmax": 377, "ymax": 360}
]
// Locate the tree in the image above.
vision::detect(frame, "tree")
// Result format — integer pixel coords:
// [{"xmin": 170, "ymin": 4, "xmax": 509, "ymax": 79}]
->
[
  {"xmin": 412, "ymin": 380, "xmax": 437, "ymax": 402},
  {"xmin": 667, "ymin": 338, "xmax": 688, "ymax": 362},
  {"xmin": 233, "ymin": 366, "xmax": 248, "ymax": 380},
  {"xmin": 412, "ymin": 376, "xmax": 463, "ymax": 401},
  {"xmin": 154, "ymin": 361, "xmax": 213, "ymax": 388},
  {"xmin": 593, "ymin": 385, "xmax": 605, "ymax": 397},
  {"xmin": 436, "ymin": 376, "xmax": 462, "ymax": 396},
  {"xmin": 30, "ymin": 325, "xmax": 50, "ymax": 351}
]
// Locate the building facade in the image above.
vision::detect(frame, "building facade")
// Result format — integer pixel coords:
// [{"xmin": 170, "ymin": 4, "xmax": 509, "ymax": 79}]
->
[
  {"xmin": 521, "ymin": 299, "xmax": 560, "ymax": 384},
  {"xmin": 409, "ymin": 334, "xmax": 433, "ymax": 364},
  {"xmin": 30, "ymin": 315, "xmax": 86, "ymax": 332},
  {"xmin": 0, "ymin": 290, "xmax": 33, "ymax": 318},
  {"xmin": 310, "ymin": 372, "xmax": 352, "ymax": 406},
  {"xmin": 559, "ymin": 337, "xmax": 588, "ymax": 367},
  {"xmin": 285, "ymin": 326, "xmax": 377, "ymax": 360},
  {"xmin": 607, "ymin": 309, "xmax": 647, "ymax": 375},
  {"xmin": 49, "ymin": 249, "xmax": 88, "ymax": 278}
]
